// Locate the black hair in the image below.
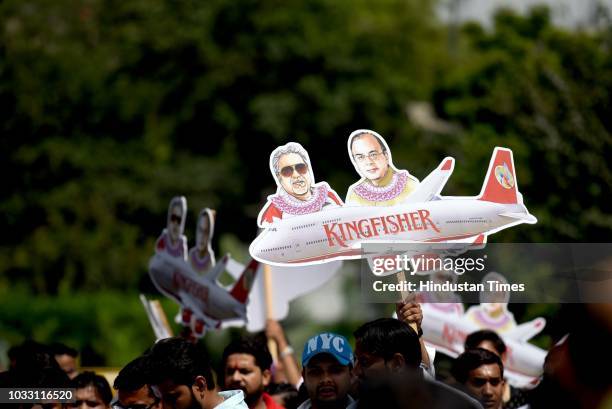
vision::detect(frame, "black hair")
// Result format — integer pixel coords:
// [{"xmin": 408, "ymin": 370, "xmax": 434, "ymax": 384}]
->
[
  {"xmin": 114, "ymin": 355, "xmax": 151, "ymax": 392},
  {"xmin": 49, "ymin": 342, "xmax": 79, "ymax": 358},
  {"xmin": 267, "ymin": 382, "xmax": 298, "ymax": 395},
  {"xmin": 146, "ymin": 337, "xmax": 215, "ymax": 390},
  {"xmin": 464, "ymin": 330, "xmax": 506, "ymax": 356},
  {"xmin": 353, "ymin": 318, "xmax": 421, "ymax": 368},
  {"xmin": 355, "ymin": 370, "xmax": 431, "ymax": 409},
  {"xmin": 4, "ymin": 365, "xmax": 71, "ymax": 390},
  {"xmin": 221, "ymin": 333, "xmax": 272, "ymax": 372},
  {"xmin": 451, "ymin": 348, "xmax": 504, "ymax": 384},
  {"xmin": 9, "ymin": 340, "xmax": 57, "ymax": 370},
  {"xmin": 268, "ymin": 382, "xmax": 300, "ymax": 409},
  {"xmin": 349, "ymin": 132, "xmax": 387, "ymax": 153},
  {"xmin": 72, "ymin": 371, "xmax": 113, "ymax": 405}
]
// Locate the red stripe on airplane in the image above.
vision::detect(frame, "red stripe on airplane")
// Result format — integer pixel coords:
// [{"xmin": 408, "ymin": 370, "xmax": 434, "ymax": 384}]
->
[{"xmin": 285, "ymin": 232, "xmax": 483, "ymax": 263}]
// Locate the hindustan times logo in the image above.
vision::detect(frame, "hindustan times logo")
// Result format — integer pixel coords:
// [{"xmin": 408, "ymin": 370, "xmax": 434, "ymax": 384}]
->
[{"xmin": 371, "ymin": 254, "xmax": 487, "ymax": 276}]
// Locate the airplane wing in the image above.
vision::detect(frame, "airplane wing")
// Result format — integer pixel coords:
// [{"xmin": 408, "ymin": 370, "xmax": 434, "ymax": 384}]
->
[
  {"xmin": 402, "ymin": 157, "xmax": 455, "ymax": 203},
  {"xmin": 203, "ymin": 254, "xmax": 230, "ymax": 282},
  {"xmin": 442, "ymin": 233, "xmax": 487, "ymax": 246},
  {"xmin": 437, "ymin": 233, "xmax": 488, "ymax": 253},
  {"xmin": 240, "ymin": 261, "xmax": 342, "ymax": 332},
  {"xmin": 178, "ymin": 290, "xmax": 219, "ymax": 328},
  {"xmin": 178, "ymin": 290, "xmax": 202, "ymax": 314},
  {"xmin": 503, "ymin": 317, "xmax": 546, "ymax": 342},
  {"xmin": 499, "ymin": 211, "xmax": 538, "ymax": 224}
]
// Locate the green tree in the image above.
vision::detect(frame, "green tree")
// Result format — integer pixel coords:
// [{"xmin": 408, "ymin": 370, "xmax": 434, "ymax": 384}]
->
[
  {"xmin": 1, "ymin": 0, "xmax": 445, "ymax": 294},
  {"xmin": 431, "ymin": 6, "xmax": 612, "ymax": 241}
]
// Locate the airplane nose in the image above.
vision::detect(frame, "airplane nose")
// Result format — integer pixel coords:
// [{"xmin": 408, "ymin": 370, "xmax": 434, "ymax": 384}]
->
[
  {"xmin": 258, "ymin": 239, "xmax": 267, "ymax": 255},
  {"xmin": 250, "ymin": 230, "xmax": 272, "ymax": 262},
  {"xmin": 251, "ymin": 239, "xmax": 265, "ymax": 260}
]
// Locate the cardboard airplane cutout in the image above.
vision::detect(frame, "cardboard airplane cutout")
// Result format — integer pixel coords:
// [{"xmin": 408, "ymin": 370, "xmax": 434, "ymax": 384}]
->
[
  {"xmin": 417, "ymin": 271, "xmax": 546, "ymax": 388},
  {"xmin": 420, "ymin": 302, "xmax": 546, "ymax": 388},
  {"xmin": 149, "ymin": 198, "xmax": 259, "ymax": 338},
  {"xmin": 149, "ymin": 252, "xmax": 258, "ymax": 338},
  {"xmin": 250, "ymin": 146, "xmax": 537, "ymax": 266}
]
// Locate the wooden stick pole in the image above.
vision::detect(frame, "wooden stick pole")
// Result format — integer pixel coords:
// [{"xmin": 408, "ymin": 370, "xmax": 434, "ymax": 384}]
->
[
  {"xmin": 151, "ymin": 299, "xmax": 174, "ymax": 337},
  {"xmin": 263, "ymin": 264, "xmax": 278, "ymax": 360}
]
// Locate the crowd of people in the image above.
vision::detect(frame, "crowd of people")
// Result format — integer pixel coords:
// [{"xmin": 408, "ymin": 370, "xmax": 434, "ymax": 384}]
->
[{"xmin": 1, "ymin": 303, "xmax": 611, "ymax": 409}]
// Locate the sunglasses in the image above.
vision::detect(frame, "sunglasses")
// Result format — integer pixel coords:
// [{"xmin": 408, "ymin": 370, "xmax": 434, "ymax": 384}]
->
[
  {"xmin": 170, "ymin": 214, "xmax": 182, "ymax": 223},
  {"xmin": 279, "ymin": 163, "xmax": 308, "ymax": 178}
]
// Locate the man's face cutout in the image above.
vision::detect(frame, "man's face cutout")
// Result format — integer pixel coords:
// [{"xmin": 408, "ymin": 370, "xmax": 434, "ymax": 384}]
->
[
  {"xmin": 169, "ymin": 205, "xmax": 183, "ymax": 242},
  {"xmin": 351, "ymin": 133, "xmax": 390, "ymax": 183},
  {"xmin": 196, "ymin": 211, "xmax": 212, "ymax": 252},
  {"xmin": 277, "ymin": 152, "xmax": 311, "ymax": 199},
  {"xmin": 480, "ymin": 272, "xmax": 510, "ymax": 310}
]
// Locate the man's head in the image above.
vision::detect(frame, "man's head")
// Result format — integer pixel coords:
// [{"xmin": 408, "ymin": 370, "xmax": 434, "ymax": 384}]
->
[
  {"xmin": 353, "ymin": 318, "xmax": 421, "ymax": 382},
  {"xmin": 221, "ymin": 335, "xmax": 272, "ymax": 407},
  {"xmin": 114, "ymin": 356, "xmax": 161, "ymax": 409},
  {"xmin": 270, "ymin": 142, "xmax": 313, "ymax": 200},
  {"xmin": 465, "ymin": 330, "xmax": 507, "ymax": 362},
  {"xmin": 451, "ymin": 349, "xmax": 505, "ymax": 409},
  {"xmin": 10, "ymin": 340, "xmax": 57, "ymax": 371},
  {"xmin": 146, "ymin": 337, "xmax": 216, "ymax": 409},
  {"xmin": 167, "ymin": 196, "xmax": 187, "ymax": 243},
  {"xmin": 69, "ymin": 371, "xmax": 113, "ymax": 409},
  {"xmin": 196, "ymin": 209, "xmax": 214, "ymax": 252},
  {"xmin": 348, "ymin": 130, "xmax": 390, "ymax": 183},
  {"xmin": 5, "ymin": 351, "xmax": 71, "ymax": 409},
  {"xmin": 301, "ymin": 332, "xmax": 353, "ymax": 408},
  {"xmin": 49, "ymin": 342, "xmax": 79, "ymax": 379}
]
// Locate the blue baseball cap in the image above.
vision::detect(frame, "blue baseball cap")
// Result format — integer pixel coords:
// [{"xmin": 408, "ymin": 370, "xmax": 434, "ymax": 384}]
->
[{"xmin": 302, "ymin": 332, "xmax": 353, "ymax": 367}]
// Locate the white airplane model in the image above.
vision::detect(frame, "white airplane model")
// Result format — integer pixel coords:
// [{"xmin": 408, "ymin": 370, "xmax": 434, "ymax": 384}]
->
[
  {"xmin": 250, "ymin": 147, "xmax": 537, "ymax": 266},
  {"xmin": 420, "ymin": 302, "xmax": 547, "ymax": 388},
  {"xmin": 148, "ymin": 252, "xmax": 259, "ymax": 337}
]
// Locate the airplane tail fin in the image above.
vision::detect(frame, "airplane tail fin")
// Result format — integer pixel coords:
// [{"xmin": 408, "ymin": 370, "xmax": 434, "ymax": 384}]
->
[
  {"xmin": 229, "ymin": 259, "xmax": 259, "ymax": 303},
  {"xmin": 478, "ymin": 147, "xmax": 520, "ymax": 204}
]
